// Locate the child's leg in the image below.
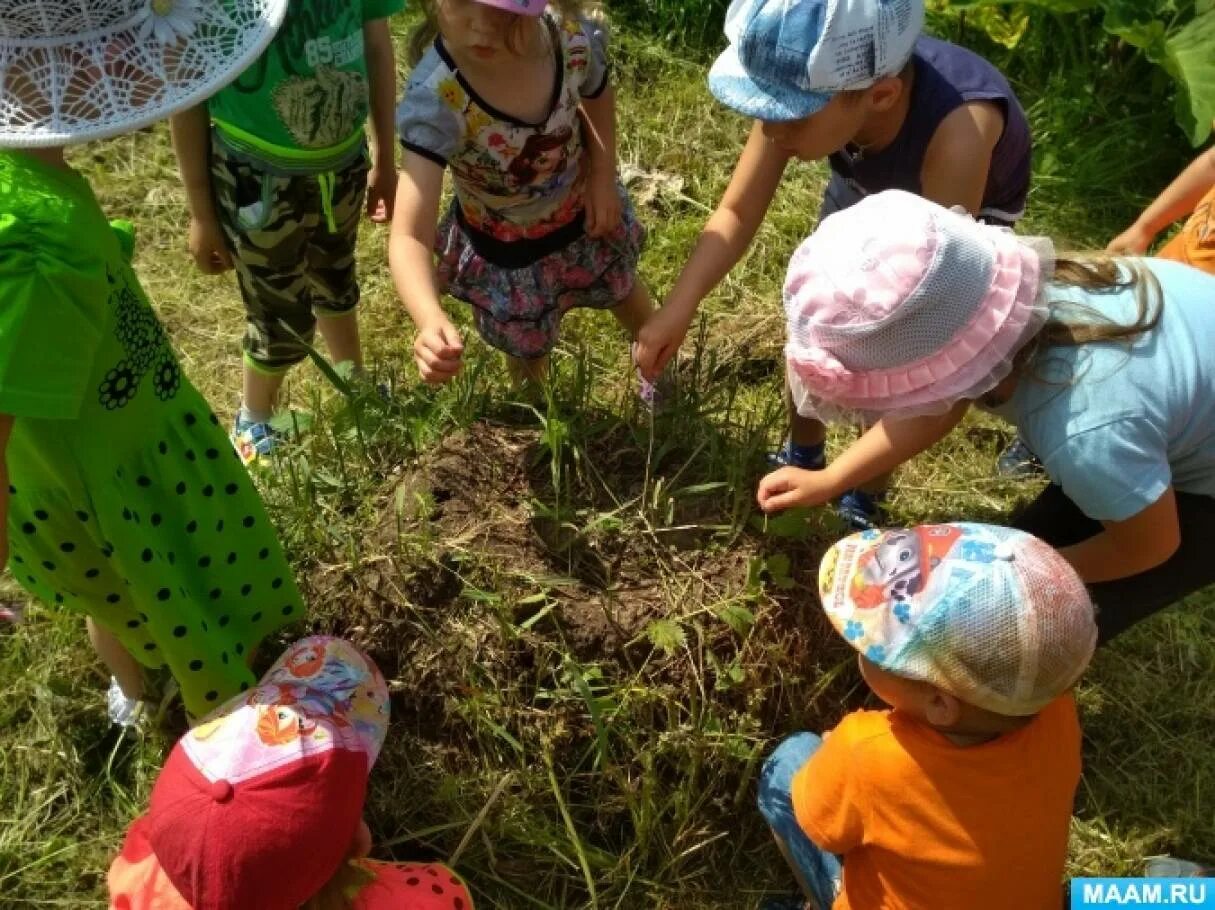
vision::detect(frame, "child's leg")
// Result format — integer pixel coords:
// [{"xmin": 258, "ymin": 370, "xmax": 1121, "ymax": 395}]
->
[
  {"xmin": 757, "ymin": 733, "xmax": 842, "ymax": 910},
  {"xmin": 610, "ymin": 279, "xmax": 654, "ymax": 339},
  {"xmin": 786, "ymin": 386, "xmax": 828, "ymax": 448},
  {"xmin": 1011, "ymin": 482, "xmax": 1101, "ymax": 547},
  {"xmin": 210, "ymin": 147, "xmax": 316, "ymax": 419},
  {"xmin": 771, "ymin": 836, "xmax": 820, "ymax": 909},
  {"xmin": 1015, "ymin": 486, "xmax": 1215, "ymax": 644},
  {"xmin": 241, "ymin": 361, "xmax": 288, "ymax": 422},
  {"xmin": 507, "ymin": 354, "xmax": 550, "ymax": 386},
  {"xmin": 316, "ymin": 311, "xmax": 363, "ymax": 371},
  {"xmin": 307, "ymin": 158, "xmax": 368, "ymax": 372},
  {"xmin": 774, "ymin": 373, "xmax": 828, "ymax": 469},
  {"xmin": 87, "ymin": 617, "xmax": 145, "ymax": 700}
]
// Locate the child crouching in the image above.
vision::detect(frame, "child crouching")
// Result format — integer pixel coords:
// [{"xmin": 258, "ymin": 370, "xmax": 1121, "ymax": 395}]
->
[
  {"xmin": 108, "ymin": 636, "xmax": 473, "ymax": 910},
  {"xmin": 758, "ymin": 523, "xmax": 1096, "ymax": 910}
]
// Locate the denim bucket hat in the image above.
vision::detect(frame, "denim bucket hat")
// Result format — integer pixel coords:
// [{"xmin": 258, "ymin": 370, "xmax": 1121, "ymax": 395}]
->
[{"xmin": 708, "ymin": 0, "xmax": 924, "ymax": 121}]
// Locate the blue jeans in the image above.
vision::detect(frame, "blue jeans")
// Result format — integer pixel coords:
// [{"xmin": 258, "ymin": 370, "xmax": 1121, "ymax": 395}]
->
[{"xmin": 758, "ymin": 733, "xmax": 843, "ymax": 910}]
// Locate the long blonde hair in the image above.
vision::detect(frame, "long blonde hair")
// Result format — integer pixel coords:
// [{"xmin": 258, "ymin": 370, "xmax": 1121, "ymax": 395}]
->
[
  {"xmin": 408, "ymin": 0, "xmax": 604, "ymax": 66},
  {"xmin": 1013, "ymin": 253, "xmax": 1163, "ymax": 378}
]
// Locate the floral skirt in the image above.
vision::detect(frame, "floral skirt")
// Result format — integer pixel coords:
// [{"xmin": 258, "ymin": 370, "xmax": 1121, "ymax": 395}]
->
[{"xmin": 436, "ymin": 195, "xmax": 645, "ymax": 360}]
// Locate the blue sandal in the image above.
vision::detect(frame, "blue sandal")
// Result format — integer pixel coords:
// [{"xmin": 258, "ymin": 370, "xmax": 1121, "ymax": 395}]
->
[
  {"xmin": 836, "ymin": 488, "xmax": 885, "ymax": 531},
  {"xmin": 767, "ymin": 441, "xmax": 827, "ymax": 471}
]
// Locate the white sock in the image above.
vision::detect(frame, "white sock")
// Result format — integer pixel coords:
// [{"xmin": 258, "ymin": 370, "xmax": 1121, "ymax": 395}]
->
[{"xmin": 238, "ymin": 402, "xmax": 273, "ymax": 425}]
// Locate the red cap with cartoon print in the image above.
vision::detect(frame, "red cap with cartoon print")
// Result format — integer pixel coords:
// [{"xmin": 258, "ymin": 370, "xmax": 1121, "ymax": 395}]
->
[{"xmin": 108, "ymin": 636, "xmax": 389, "ymax": 910}]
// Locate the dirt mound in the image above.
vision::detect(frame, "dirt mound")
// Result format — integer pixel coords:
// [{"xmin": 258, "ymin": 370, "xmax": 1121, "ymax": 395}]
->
[
  {"xmin": 294, "ymin": 417, "xmax": 862, "ymax": 902},
  {"xmin": 305, "ymin": 417, "xmax": 858, "ymax": 754},
  {"xmin": 369, "ymin": 422, "xmax": 687, "ymax": 655}
]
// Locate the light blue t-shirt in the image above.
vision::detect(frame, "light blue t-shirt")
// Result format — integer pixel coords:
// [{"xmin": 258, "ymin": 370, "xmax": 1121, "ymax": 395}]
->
[{"xmin": 1007, "ymin": 259, "xmax": 1215, "ymax": 522}]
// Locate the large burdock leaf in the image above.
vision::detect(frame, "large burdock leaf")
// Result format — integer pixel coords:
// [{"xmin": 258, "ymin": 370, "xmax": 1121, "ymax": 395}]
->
[
  {"xmin": 1102, "ymin": 0, "xmax": 1169, "ymax": 59},
  {"xmin": 1164, "ymin": 9, "xmax": 1215, "ymax": 145}
]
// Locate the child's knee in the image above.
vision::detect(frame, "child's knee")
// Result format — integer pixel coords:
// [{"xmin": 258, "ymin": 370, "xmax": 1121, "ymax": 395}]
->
[
  {"xmin": 243, "ymin": 306, "xmax": 317, "ymax": 371},
  {"xmin": 758, "ymin": 732, "xmax": 823, "ymax": 829},
  {"xmin": 507, "ymin": 354, "xmax": 549, "ymax": 384}
]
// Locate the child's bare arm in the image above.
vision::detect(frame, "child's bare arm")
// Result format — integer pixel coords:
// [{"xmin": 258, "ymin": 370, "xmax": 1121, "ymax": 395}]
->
[
  {"xmin": 388, "ymin": 152, "xmax": 463, "ymax": 383},
  {"xmin": 1061, "ymin": 488, "xmax": 1181, "ymax": 582},
  {"xmin": 363, "ymin": 18, "xmax": 399, "ymax": 223},
  {"xmin": 170, "ymin": 105, "xmax": 215, "ymax": 218},
  {"xmin": 634, "ymin": 121, "xmax": 789, "ymax": 378},
  {"xmin": 169, "ymin": 105, "xmax": 232, "ymax": 274},
  {"xmin": 757, "ymin": 402, "xmax": 970, "ymax": 512},
  {"xmin": 920, "ymin": 101, "xmax": 1004, "ymax": 214},
  {"xmin": 580, "ymin": 86, "xmax": 621, "ymax": 238},
  {"xmin": 1109, "ymin": 148, "xmax": 1215, "ymax": 254}
]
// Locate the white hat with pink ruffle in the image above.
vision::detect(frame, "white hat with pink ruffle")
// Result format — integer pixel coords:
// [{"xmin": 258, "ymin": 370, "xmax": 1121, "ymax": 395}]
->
[{"xmin": 783, "ymin": 190, "xmax": 1055, "ymax": 423}]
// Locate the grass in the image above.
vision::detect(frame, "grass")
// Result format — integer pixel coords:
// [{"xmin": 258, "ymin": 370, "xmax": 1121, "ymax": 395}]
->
[{"xmin": 2, "ymin": 15, "xmax": 1213, "ymax": 910}]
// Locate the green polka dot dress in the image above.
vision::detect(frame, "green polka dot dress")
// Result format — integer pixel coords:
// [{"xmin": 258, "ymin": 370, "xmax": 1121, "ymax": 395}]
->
[{"xmin": 0, "ymin": 151, "xmax": 305, "ymax": 717}]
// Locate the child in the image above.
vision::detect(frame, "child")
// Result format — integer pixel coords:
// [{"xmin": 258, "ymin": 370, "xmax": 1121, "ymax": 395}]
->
[
  {"xmin": 1108, "ymin": 141, "xmax": 1215, "ymax": 274},
  {"xmin": 0, "ymin": 0, "xmax": 306, "ymax": 723},
  {"xmin": 759, "ymin": 189, "xmax": 1215, "ymax": 643},
  {"xmin": 108, "ymin": 635, "xmax": 475, "ymax": 909},
  {"xmin": 390, "ymin": 0, "xmax": 652, "ymax": 387},
  {"xmin": 633, "ymin": 0, "xmax": 1031, "ymax": 526},
  {"xmin": 170, "ymin": 0, "xmax": 403, "ymax": 465},
  {"xmin": 759, "ymin": 522, "xmax": 1096, "ymax": 910}
]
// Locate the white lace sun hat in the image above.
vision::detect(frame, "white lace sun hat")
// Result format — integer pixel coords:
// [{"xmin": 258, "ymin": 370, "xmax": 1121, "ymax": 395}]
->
[{"xmin": 0, "ymin": 0, "xmax": 288, "ymax": 148}]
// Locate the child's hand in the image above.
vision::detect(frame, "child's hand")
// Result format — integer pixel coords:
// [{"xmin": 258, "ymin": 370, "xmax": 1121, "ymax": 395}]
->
[
  {"xmin": 366, "ymin": 165, "xmax": 398, "ymax": 224},
  {"xmin": 584, "ymin": 170, "xmax": 621, "ymax": 238},
  {"xmin": 187, "ymin": 215, "xmax": 232, "ymax": 274},
  {"xmin": 757, "ymin": 466, "xmax": 836, "ymax": 513},
  {"xmin": 1107, "ymin": 222, "xmax": 1156, "ymax": 255},
  {"xmin": 634, "ymin": 302, "xmax": 693, "ymax": 380},
  {"xmin": 414, "ymin": 320, "xmax": 464, "ymax": 384}
]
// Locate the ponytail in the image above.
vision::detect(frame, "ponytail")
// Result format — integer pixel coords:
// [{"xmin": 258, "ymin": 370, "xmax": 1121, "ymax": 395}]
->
[{"xmin": 1014, "ymin": 254, "xmax": 1162, "ymax": 379}]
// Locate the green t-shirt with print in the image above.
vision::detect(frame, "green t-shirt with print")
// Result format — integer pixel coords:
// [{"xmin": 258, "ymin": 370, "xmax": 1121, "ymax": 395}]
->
[{"xmin": 208, "ymin": 0, "xmax": 404, "ymax": 170}]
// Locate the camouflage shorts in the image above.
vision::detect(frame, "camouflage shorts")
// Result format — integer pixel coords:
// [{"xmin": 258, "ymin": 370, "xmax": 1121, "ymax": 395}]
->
[{"xmin": 211, "ymin": 139, "xmax": 368, "ymax": 371}]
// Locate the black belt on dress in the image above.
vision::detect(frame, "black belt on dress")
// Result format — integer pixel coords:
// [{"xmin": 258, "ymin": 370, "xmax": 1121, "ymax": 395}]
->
[{"xmin": 455, "ymin": 202, "xmax": 586, "ymax": 269}]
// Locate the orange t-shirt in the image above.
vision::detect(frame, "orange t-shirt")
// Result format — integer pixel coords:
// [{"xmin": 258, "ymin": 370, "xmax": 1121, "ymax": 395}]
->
[
  {"xmin": 791, "ymin": 695, "xmax": 1080, "ymax": 910},
  {"xmin": 1158, "ymin": 184, "xmax": 1215, "ymax": 274}
]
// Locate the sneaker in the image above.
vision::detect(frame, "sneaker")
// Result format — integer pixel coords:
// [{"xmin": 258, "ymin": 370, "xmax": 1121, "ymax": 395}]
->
[
  {"xmin": 767, "ymin": 440, "xmax": 827, "ymax": 470},
  {"xmin": 107, "ymin": 677, "xmax": 146, "ymax": 729},
  {"xmin": 996, "ymin": 436, "xmax": 1042, "ymax": 478},
  {"xmin": 1145, "ymin": 855, "xmax": 1211, "ymax": 877},
  {"xmin": 836, "ymin": 488, "xmax": 884, "ymax": 531},
  {"xmin": 231, "ymin": 416, "xmax": 280, "ymax": 468}
]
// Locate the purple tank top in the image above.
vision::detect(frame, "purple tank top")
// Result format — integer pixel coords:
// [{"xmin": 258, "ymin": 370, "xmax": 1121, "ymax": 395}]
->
[{"xmin": 825, "ymin": 36, "xmax": 1031, "ymax": 223}]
